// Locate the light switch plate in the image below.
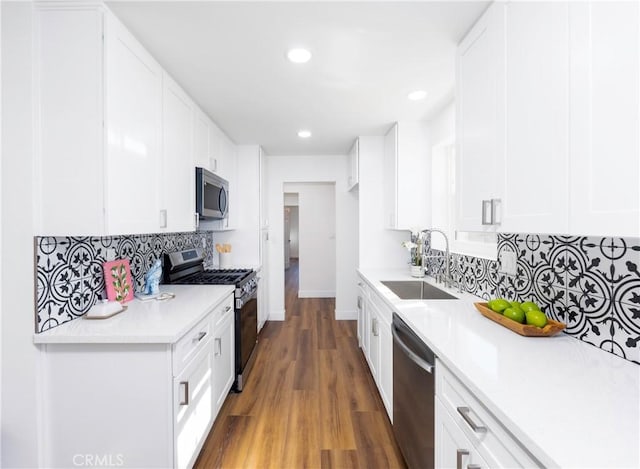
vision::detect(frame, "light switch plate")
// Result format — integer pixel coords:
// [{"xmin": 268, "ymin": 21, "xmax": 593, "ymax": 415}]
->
[{"xmin": 500, "ymin": 249, "xmax": 517, "ymax": 276}]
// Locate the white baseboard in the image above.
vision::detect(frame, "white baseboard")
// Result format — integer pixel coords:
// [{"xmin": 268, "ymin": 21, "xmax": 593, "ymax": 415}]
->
[
  {"xmin": 269, "ymin": 309, "xmax": 285, "ymax": 321},
  {"xmin": 335, "ymin": 309, "xmax": 357, "ymax": 320},
  {"xmin": 297, "ymin": 290, "xmax": 335, "ymax": 298}
]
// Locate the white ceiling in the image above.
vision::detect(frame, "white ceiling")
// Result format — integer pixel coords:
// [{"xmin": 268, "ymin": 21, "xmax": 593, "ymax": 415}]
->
[{"xmin": 106, "ymin": 1, "xmax": 488, "ymax": 155}]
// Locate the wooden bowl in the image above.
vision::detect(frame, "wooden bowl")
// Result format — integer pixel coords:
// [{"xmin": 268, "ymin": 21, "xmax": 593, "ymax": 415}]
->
[{"xmin": 474, "ymin": 302, "xmax": 566, "ymax": 337}]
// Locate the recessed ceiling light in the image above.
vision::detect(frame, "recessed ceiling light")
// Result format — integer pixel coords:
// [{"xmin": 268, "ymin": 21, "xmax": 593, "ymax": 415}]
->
[
  {"xmin": 297, "ymin": 130, "xmax": 312, "ymax": 138},
  {"xmin": 408, "ymin": 90, "xmax": 428, "ymax": 101},
  {"xmin": 287, "ymin": 48, "xmax": 312, "ymax": 64}
]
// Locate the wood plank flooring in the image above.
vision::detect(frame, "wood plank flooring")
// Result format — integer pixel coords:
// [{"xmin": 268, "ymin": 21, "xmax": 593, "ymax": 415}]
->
[{"xmin": 194, "ymin": 259, "xmax": 406, "ymax": 468}]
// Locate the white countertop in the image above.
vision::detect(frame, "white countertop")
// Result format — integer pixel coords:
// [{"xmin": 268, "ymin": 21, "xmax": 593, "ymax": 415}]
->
[
  {"xmin": 359, "ymin": 268, "xmax": 640, "ymax": 469},
  {"xmin": 34, "ymin": 284, "xmax": 235, "ymax": 344}
]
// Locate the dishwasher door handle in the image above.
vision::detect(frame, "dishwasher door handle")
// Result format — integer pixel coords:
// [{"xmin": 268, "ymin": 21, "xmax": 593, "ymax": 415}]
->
[{"xmin": 392, "ymin": 324, "xmax": 434, "ymax": 374}]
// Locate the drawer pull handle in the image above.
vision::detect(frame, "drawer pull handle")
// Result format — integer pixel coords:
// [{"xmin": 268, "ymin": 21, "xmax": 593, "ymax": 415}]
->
[
  {"xmin": 456, "ymin": 449, "xmax": 469, "ymax": 469},
  {"xmin": 457, "ymin": 406, "xmax": 487, "ymax": 432},
  {"xmin": 468, "ymin": 465, "xmax": 482, "ymax": 469},
  {"xmin": 214, "ymin": 338, "xmax": 222, "ymax": 356},
  {"xmin": 179, "ymin": 381, "xmax": 189, "ymax": 406},
  {"xmin": 194, "ymin": 331, "xmax": 207, "ymax": 342}
]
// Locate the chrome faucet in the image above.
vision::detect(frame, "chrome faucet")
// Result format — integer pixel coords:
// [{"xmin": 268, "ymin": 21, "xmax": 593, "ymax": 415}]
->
[{"xmin": 422, "ymin": 228, "xmax": 454, "ymax": 289}]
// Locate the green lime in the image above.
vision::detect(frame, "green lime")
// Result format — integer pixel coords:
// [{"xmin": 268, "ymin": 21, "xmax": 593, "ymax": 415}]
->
[
  {"xmin": 526, "ymin": 310, "xmax": 548, "ymax": 328},
  {"xmin": 510, "ymin": 301, "xmax": 522, "ymax": 308},
  {"xmin": 521, "ymin": 301, "xmax": 541, "ymax": 313},
  {"xmin": 503, "ymin": 307, "xmax": 525, "ymax": 324},
  {"xmin": 489, "ymin": 298, "xmax": 510, "ymax": 313}
]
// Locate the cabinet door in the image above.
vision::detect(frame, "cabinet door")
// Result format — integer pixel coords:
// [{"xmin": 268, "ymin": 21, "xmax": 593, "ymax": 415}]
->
[
  {"xmin": 367, "ymin": 300, "xmax": 380, "ymax": 381},
  {"xmin": 35, "ymin": 6, "xmax": 106, "ymax": 236},
  {"xmin": 194, "ymin": 108, "xmax": 211, "ymax": 171},
  {"xmin": 502, "ymin": 2, "xmax": 569, "ymax": 234},
  {"xmin": 436, "ymin": 398, "xmax": 490, "ymax": 469},
  {"xmin": 174, "ymin": 343, "xmax": 214, "ymax": 469},
  {"xmin": 162, "ymin": 73, "xmax": 196, "ymax": 232},
  {"xmin": 105, "ymin": 14, "xmax": 163, "ymax": 235},
  {"xmin": 212, "ymin": 307, "xmax": 235, "ymax": 416},
  {"xmin": 456, "ymin": 3, "xmax": 505, "ymax": 232},
  {"xmin": 378, "ymin": 315, "xmax": 393, "ymax": 421},
  {"xmin": 568, "ymin": 1, "xmax": 640, "ymax": 237}
]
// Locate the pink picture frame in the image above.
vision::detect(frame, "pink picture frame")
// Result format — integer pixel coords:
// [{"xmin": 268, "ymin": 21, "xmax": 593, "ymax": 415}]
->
[{"xmin": 103, "ymin": 259, "xmax": 134, "ymax": 303}]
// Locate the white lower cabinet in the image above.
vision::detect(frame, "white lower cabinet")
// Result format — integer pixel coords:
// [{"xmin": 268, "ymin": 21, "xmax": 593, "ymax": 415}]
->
[
  {"xmin": 436, "ymin": 359, "xmax": 540, "ymax": 468},
  {"xmin": 211, "ymin": 299, "xmax": 235, "ymax": 416},
  {"xmin": 436, "ymin": 398, "xmax": 490, "ymax": 469},
  {"xmin": 357, "ymin": 275, "xmax": 393, "ymax": 421},
  {"xmin": 39, "ymin": 293, "xmax": 235, "ymax": 468},
  {"xmin": 174, "ymin": 343, "xmax": 213, "ymax": 469}
]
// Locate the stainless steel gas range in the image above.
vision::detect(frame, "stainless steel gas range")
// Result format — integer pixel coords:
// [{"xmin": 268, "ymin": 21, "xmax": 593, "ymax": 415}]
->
[{"xmin": 163, "ymin": 248, "xmax": 258, "ymax": 392}]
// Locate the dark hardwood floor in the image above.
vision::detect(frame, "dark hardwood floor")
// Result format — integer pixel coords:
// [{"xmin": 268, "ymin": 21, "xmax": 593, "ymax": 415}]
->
[{"xmin": 194, "ymin": 259, "xmax": 406, "ymax": 468}]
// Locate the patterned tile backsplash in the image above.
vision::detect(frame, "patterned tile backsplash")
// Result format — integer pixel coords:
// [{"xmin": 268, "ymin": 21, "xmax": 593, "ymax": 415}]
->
[
  {"xmin": 424, "ymin": 233, "xmax": 640, "ymax": 365},
  {"xmin": 35, "ymin": 231, "xmax": 214, "ymax": 333}
]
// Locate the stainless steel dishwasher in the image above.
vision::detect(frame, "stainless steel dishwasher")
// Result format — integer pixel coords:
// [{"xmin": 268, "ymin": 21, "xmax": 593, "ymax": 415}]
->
[{"xmin": 392, "ymin": 312, "xmax": 436, "ymax": 469}]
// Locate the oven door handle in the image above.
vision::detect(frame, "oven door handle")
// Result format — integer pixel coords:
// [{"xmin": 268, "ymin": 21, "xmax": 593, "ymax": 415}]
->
[{"xmin": 392, "ymin": 324, "xmax": 434, "ymax": 374}]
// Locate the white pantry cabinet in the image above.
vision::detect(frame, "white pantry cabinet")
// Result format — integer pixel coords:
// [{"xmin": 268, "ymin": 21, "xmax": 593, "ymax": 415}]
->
[
  {"xmin": 455, "ymin": 2, "xmax": 505, "ymax": 233},
  {"xmin": 347, "ymin": 138, "xmax": 359, "ymax": 191},
  {"xmin": 383, "ymin": 122, "xmax": 431, "ymax": 230}
]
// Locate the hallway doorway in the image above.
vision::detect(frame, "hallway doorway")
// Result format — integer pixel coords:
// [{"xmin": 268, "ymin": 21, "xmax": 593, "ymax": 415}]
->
[{"xmin": 283, "ymin": 183, "xmax": 335, "ymax": 304}]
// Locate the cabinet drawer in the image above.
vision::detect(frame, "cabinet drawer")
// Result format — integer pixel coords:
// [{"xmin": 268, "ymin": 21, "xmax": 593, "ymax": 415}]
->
[
  {"xmin": 173, "ymin": 313, "xmax": 212, "ymax": 376},
  {"xmin": 212, "ymin": 294, "xmax": 234, "ymax": 328},
  {"xmin": 174, "ymin": 342, "xmax": 213, "ymax": 469},
  {"xmin": 369, "ymin": 289, "xmax": 392, "ymax": 324},
  {"xmin": 436, "ymin": 360, "xmax": 540, "ymax": 468}
]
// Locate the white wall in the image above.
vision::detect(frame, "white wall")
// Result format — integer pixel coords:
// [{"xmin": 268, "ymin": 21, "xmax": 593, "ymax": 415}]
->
[
  {"xmin": 1, "ymin": 4, "xmax": 41, "ymax": 466},
  {"xmin": 358, "ymin": 136, "xmax": 408, "ymax": 269},
  {"xmin": 284, "ymin": 183, "xmax": 335, "ymax": 298},
  {"xmin": 266, "ymin": 155, "xmax": 358, "ymax": 320},
  {"xmin": 288, "ymin": 206, "xmax": 299, "ymax": 258},
  {"xmin": 428, "ymin": 100, "xmax": 455, "ymax": 146}
]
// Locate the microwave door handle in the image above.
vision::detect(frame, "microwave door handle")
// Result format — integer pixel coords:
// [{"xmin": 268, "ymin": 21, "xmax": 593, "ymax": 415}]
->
[{"xmin": 219, "ymin": 187, "xmax": 228, "ymax": 216}]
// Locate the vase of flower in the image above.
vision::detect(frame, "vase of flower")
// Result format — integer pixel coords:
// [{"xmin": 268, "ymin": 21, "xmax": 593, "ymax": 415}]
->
[{"xmin": 402, "ymin": 229, "xmax": 426, "ymax": 278}]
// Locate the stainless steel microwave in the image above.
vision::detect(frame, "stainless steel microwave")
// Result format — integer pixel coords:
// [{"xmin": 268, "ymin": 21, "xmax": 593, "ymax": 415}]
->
[{"xmin": 195, "ymin": 167, "xmax": 228, "ymax": 220}]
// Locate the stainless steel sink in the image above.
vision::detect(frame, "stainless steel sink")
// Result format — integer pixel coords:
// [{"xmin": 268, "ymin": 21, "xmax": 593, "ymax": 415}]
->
[{"xmin": 381, "ymin": 280, "xmax": 458, "ymax": 300}]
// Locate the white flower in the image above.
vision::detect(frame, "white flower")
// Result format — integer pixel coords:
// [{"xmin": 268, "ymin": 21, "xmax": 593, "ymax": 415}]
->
[{"xmin": 401, "ymin": 241, "xmax": 417, "ymax": 250}]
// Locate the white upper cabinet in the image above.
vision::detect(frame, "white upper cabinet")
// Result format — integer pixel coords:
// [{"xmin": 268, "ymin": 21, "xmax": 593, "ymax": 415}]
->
[
  {"xmin": 34, "ymin": 3, "xmax": 198, "ymax": 236},
  {"xmin": 162, "ymin": 73, "xmax": 196, "ymax": 232},
  {"xmin": 347, "ymin": 138, "xmax": 359, "ymax": 191},
  {"xmin": 104, "ymin": 14, "xmax": 163, "ymax": 235},
  {"xmin": 456, "ymin": 2, "xmax": 505, "ymax": 233},
  {"xmin": 568, "ymin": 1, "xmax": 639, "ymax": 237},
  {"xmin": 384, "ymin": 122, "xmax": 430, "ymax": 230},
  {"xmin": 456, "ymin": 1, "xmax": 638, "ymax": 237},
  {"xmin": 194, "ymin": 107, "xmax": 213, "ymax": 172},
  {"xmin": 502, "ymin": 2, "xmax": 569, "ymax": 234}
]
